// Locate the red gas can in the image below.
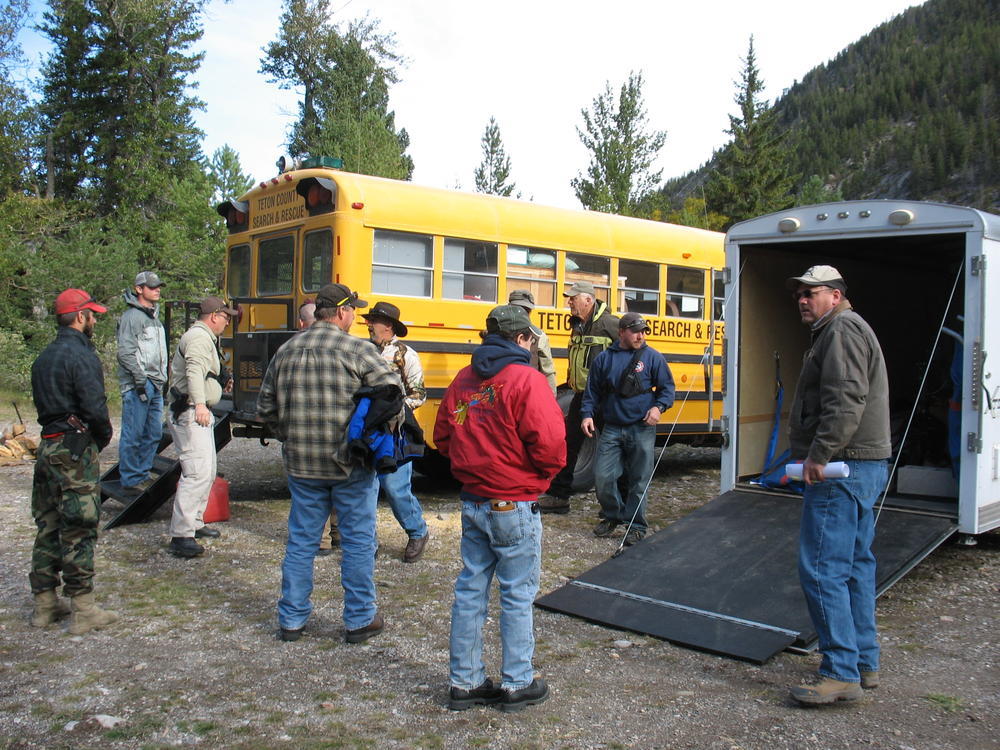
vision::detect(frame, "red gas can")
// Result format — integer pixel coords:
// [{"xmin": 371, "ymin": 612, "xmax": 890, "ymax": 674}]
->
[{"xmin": 203, "ymin": 476, "xmax": 230, "ymax": 523}]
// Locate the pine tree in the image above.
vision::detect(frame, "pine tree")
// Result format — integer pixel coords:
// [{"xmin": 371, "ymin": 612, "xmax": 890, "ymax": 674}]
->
[
  {"xmin": 571, "ymin": 71, "xmax": 666, "ymax": 216},
  {"xmin": 473, "ymin": 117, "xmax": 517, "ymax": 197},
  {"xmin": 705, "ymin": 37, "xmax": 796, "ymax": 226},
  {"xmin": 261, "ymin": 4, "xmax": 413, "ymax": 179},
  {"xmin": 38, "ymin": 0, "xmax": 207, "ymax": 213},
  {"xmin": 0, "ymin": 0, "xmax": 33, "ymax": 193},
  {"xmin": 207, "ymin": 145, "xmax": 254, "ymax": 204}
]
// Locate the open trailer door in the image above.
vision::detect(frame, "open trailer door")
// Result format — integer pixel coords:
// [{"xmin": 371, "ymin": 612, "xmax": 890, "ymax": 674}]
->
[
  {"xmin": 536, "ymin": 488, "xmax": 955, "ymax": 663},
  {"xmin": 539, "ymin": 201, "xmax": 1000, "ymax": 662}
]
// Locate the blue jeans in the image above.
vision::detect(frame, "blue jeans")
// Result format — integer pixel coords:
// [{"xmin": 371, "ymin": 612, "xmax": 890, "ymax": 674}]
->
[
  {"xmin": 450, "ymin": 496, "xmax": 542, "ymax": 692},
  {"xmin": 119, "ymin": 380, "xmax": 163, "ymax": 487},
  {"xmin": 798, "ymin": 459, "xmax": 888, "ymax": 682},
  {"xmin": 594, "ymin": 422, "xmax": 656, "ymax": 532},
  {"xmin": 379, "ymin": 462, "xmax": 427, "ymax": 539},
  {"xmin": 279, "ymin": 468, "xmax": 379, "ymax": 631}
]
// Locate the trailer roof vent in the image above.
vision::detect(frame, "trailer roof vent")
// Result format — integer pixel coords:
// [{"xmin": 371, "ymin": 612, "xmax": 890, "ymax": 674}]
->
[
  {"xmin": 889, "ymin": 209, "xmax": 914, "ymax": 226},
  {"xmin": 778, "ymin": 217, "xmax": 800, "ymax": 233}
]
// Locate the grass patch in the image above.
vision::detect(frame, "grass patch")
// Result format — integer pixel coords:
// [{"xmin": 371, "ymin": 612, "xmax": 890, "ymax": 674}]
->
[{"xmin": 923, "ymin": 693, "xmax": 964, "ymax": 712}]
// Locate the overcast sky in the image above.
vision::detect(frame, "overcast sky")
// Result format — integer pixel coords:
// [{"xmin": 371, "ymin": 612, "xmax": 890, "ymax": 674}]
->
[{"xmin": 19, "ymin": 0, "xmax": 921, "ymax": 208}]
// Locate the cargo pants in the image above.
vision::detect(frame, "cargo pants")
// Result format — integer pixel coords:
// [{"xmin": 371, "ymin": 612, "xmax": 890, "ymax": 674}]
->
[{"xmin": 29, "ymin": 437, "xmax": 101, "ymax": 597}]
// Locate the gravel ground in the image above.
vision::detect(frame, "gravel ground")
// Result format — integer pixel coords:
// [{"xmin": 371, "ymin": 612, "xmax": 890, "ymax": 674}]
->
[{"xmin": 0, "ymin": 423, "xmax": 997, "ymax": 750}]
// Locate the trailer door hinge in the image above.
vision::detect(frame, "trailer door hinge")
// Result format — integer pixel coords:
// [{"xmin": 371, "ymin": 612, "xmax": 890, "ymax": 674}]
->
[
  {"xmin": 970, "ymin": 341, "xmax": 983, "ymax": 410},
  {"xmin": 721, "ymin": 267, "xmax": 732, "ymax": 285},
  {"xmin": 967, "ymin": 432, "xmax": 982, "ymax": 453},
  {"xmin": 721, "ymin": 415, "xmax": 730, "ymax": 448},
  {"xmin": 971, "ymin": 255, "xmax": 986, "ymax": 275}
]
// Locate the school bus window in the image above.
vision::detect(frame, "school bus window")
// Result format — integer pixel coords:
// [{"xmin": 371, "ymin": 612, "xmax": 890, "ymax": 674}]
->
[
  {"xmin": 302, "ymin": 229, "xmax": 332, "ymax": 292},
  {"xmin": 713, "ymin": 269, "xmax": 726, "ymax": 321},
  {"xmin": 443, "ymin": 238, "xmax": 498, "ymax": 302},
  {"xmin": 565, "ymin": 252, "xmax": 610, "ymax": 303},
  {"xmin": 667, "ymin": 266, "xmax": 704, "ymax": 319},
  {"xmin": 620, "ymin": 259, "xmax": 659, "ymax": 315},
  {"xmin": 227, "ymin": 244, "xmax": 250, "ymax": 299},
  {"xmin": 507, "ymin": 246, "xmax": 556, "ymax": 307},
  {"xmin": 372, "ymin": 229, "xmax": 433, "ymax": 298},
  {"xmin": 257, "ymin": 235, "xmax": 294, "ymax": 296}
]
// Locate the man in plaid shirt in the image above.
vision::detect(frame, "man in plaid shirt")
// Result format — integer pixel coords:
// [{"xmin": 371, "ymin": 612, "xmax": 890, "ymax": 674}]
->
[{"xmin": 258, "ymin": 283, "xmax": 402, "ymax": 644}]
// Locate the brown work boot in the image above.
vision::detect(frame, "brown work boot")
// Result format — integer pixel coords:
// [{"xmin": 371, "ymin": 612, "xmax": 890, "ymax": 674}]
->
[
  {"xmin": 538, "ymin": 495, "xmax": 570, "ymax": 514},
  {"xmin": 790, "ymin": 675, "xmax": 863, "ymax": 705},
  {"xmin": 31, "ymin": 589, "xmax": 70, "ymax": 627},
  {"xmin": 68, "ymin": 592, "xmax": 119, "ymax": 635},
  {"xmin": 860, "ymin": 670, "xmax": 880, "ymax": 689},
  {"xmin": 403, "ymin": 533, "xmax": 429, "ymax": 563},
  {"xmin": 345, "ymin": 612, "xmax": 384, "ymax": 644}
]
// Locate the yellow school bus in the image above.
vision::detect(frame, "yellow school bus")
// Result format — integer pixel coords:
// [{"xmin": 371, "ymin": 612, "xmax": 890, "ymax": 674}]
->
[{"xmin": 217, "ymin": 157, "xmax": 725, "ymax": 484}]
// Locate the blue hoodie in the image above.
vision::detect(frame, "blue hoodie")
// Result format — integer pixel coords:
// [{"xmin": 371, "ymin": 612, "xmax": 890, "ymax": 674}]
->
[{"xmin": 471, "ymin": 334, "xmax": 531, "ymax": 379}]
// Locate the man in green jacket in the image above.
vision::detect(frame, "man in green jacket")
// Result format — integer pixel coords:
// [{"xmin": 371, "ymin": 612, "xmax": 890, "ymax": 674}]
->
[
  {"xmin": 785, "ymin": 265, "xmax": 891, "ymax": 706},
  {"xmin": 540, "ymin": 281, "xmax": 619, "ymax": 513}
]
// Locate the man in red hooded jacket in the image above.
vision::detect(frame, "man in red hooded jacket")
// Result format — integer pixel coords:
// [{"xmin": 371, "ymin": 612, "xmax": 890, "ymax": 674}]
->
[{"xmin": 434, "ymin": 304, "xmax": 565, "ymax": 713}]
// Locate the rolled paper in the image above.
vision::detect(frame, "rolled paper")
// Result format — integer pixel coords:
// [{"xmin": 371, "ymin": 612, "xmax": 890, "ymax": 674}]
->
[{"xmin": 785, "ymin": 461, "xmax": 851, "ymax": 480}]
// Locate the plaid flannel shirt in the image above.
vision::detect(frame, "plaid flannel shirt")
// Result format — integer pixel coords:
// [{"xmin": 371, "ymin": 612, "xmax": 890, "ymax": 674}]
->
[{"xmin": 257, "ymin": 321, "xmax": 402, "ymax": 479}]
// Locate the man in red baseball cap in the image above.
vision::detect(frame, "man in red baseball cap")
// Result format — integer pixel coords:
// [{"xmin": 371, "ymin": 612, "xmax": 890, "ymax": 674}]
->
[{"xmin": 29, "ymin": 288, "xmax": 117, "ymax": 635}]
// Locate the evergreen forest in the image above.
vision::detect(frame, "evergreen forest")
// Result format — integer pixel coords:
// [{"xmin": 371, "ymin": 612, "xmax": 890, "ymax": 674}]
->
[{"xmin": 662, "ymin": 0, "xmax": 999, "ymax": 218}]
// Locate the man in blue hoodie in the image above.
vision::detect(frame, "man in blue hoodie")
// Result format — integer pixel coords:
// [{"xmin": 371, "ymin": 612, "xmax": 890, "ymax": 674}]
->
[
  {"xmin": 581, "ymin": 312, "xmax": 675, "ymax": 546},
  {"xmin": 115, "ymin": 271, "xmax": 167, "ymax": 493}
]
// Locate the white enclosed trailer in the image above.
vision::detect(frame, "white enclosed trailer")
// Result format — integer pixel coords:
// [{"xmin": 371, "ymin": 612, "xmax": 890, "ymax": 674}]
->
[
  {"xmin": 723, "ymin": 200, "xmax": 1000, "ymax": 536},
  {"xmin": 538, "ymin": 201, "xmax": 997, "ymax": 663}
]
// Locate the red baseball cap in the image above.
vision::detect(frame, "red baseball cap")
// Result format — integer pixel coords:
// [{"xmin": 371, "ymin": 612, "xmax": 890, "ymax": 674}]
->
[{"xmin": 54, "ymin": 289, "xmax": 108, "ymax": 315}]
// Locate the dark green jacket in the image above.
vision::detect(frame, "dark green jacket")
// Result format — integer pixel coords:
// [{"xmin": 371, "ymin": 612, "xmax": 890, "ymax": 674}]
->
[
  {"xmin": 788, "ymin": 300, "xmax": 891, "ymax": 464},
  {"xmin": 567, "ymin": 300, "xmax": 620, "ymax": 392}
]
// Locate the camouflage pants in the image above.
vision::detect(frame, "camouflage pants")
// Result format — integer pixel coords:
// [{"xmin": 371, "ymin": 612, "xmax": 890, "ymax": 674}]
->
[{"xmin": 29, "ymin": 437, "xmax": 101, "ymax": 597}]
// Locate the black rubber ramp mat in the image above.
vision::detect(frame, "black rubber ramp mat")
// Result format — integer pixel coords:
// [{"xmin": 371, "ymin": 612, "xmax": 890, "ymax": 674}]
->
[{"xmin": 536, "ymin": 489, "xmax": 956, "ymax": 663}]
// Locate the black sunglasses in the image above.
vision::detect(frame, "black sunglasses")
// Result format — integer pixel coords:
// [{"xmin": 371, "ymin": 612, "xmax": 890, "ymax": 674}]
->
[{"xmin": 792, "ymin": 286, "xmax": 833, "ymax": 301}]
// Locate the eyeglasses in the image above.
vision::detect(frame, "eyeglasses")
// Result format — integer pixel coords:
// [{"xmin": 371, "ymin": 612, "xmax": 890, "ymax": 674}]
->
[
  {"xmin": 792, "ymin": 286, "xmax": 833, "ymax": 301},
  {"xmin": 211, "ymin": 308, "xmax": 233, "ymax": 321}
]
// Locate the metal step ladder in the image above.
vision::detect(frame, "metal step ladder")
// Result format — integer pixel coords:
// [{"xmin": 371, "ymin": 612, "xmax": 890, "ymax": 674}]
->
[{"xmin": 99, "ymin": 410, "xmax": 232, "ymax": 530}]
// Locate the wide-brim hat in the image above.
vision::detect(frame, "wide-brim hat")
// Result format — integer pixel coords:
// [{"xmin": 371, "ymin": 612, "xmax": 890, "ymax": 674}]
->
[{"xmin": 362, "ymin": 301, "xmax": 407, "ymax": 338}]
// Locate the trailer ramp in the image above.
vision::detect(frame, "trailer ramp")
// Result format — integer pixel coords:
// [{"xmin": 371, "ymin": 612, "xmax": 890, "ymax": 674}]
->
[{"xmin": 536, "ymin": 489, "xmax": 956, "ymax": 663}]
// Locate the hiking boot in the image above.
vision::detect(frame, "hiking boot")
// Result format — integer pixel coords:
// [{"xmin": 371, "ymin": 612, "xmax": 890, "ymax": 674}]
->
[
  {"xmin": 403, "ymin": 533, "xmax": 429, "ymax": 563},
  {"xmin": 593, "ymin": 519, "xmax": 618, "ymax": 537},
  {"xmin": 500, "ymin": 678, "xmax": 550, "ymax": 712},
  {"xmin": 448, "ymin": 678, "xmax": 503, "ymax": 710},
  {"xmin": 538, "ymin": 495, "xmax": 570, "ymax": 515},
  {"xmin": 194, "ymin": 526, "xmax": 221, "ymax": 539},
  {"xmin": 623, "ymin": 529, "xmax": 645, "ymax": 546},
  {"xmin": 860, "ymin": 670, "xmax": 880, "ymax": 690},
  {"xmin": 168, "ymin": 537, "xmax": 204, "ymax": 558},
  {"xmin": 345, "ymin": 613, "xmax": 384, "ymax": 644},
  {"xmin": 790, "ymin": 675, "xmax": 863, "ymax": 705},
  {"xmin": 31, "ymin": 589, "xmax": 70, "ymax": 628},
  {"xmin": 68, "ymin": 592, "xmax": 119, "ymax": 635},
  {"xmin": 279, "ymin": 626, "xmax": 304, "ymax": 642}
]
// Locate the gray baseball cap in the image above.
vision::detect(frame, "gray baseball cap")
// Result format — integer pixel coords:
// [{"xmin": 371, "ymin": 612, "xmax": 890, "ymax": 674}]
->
[
  {"xmin": 134, "ymin": 271, "xmax": 164, "ymax": 289},
  {"xmin": 786, "ymin": 265, "xmax": 847, "ymax": 292},
  {"xmin": 508, "ymin": 289, "xmax": 536, "ymax": 310},
  {"xmin": 563, "ymin": 281, "xmax": 595, "ymax": 297}
]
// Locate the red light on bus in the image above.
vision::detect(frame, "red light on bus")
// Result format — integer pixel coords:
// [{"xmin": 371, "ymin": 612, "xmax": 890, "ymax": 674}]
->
[
  {"xmin": 235, "ymin": 304, "xmax": 245, "ymax": 326},
  {"xmin": 682, "ymin": 252, "xmax": 692, "ymax": 259},
  {"xmin": 352, "ymin": 202, "xmax": 364, "ymax": 209},
  {"xmin": 228, "ymin": 209, "xmax": 246, "ymax": 228},
  {"xmin": 270, "ymin": 178, "xmax": 280, "ymax": 185},
  {"xmin": 259, "ymin": 182, "xmax": 266, "ymax": 189},
  {"xmin": 429, "ymin": 322, "xmax": 444, "ymax": 327},
  {"xmin": 283, "ymin": 174, "xmax": 292, "ymax": 181},
  {"xmin": 307, "ymin": 183, "xmax": 332, "ymax": 208}
]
